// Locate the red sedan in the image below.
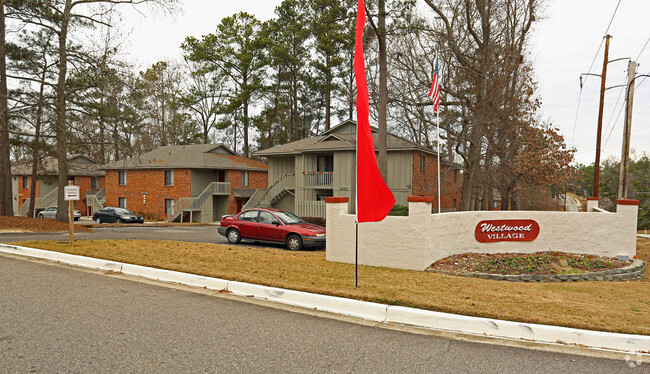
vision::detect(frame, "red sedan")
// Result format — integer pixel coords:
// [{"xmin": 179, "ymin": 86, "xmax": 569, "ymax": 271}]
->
[{"xmin": 218, "ymin": 208, "xmax": 326, "ymax": 251}]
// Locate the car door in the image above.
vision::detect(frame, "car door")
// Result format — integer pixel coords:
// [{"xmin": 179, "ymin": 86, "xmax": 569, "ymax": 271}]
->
[
  {"xmin": 256, "ymin": 211, "xmax": 284, "ymax": 243},
  {"xmin": 43, "ymin": 207, "xmax": 56, "ymax": 219},
  {"xmin": 101, "ymin": 208, "xmax": 115, "ymax": 222},
  {"xmin": 235, "ymin": 210, "xmax": 259, "ymax": 239}
]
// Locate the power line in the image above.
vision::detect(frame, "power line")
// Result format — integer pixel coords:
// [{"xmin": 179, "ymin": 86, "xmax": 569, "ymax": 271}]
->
[
  {"xmin": 636, "ymin": 34, "xmax": 650, "ymax": 61},
  {"xmin": 570, "ymin": 0, "xmax": 623, "ymax": 151}
]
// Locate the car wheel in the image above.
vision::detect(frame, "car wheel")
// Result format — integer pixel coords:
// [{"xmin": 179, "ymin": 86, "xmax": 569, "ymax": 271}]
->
[
  {"xmin": 227, "ymin": 228, "xmax": 241, "ymax": 244},
  {"xmin": 38, "ymin": 214, "xmax": 44, "ymax": 219},
  {"xmin": 94, "ymin": 217, "xmax": 102, "ymax": 224},
  {"xmin": 286, "ymin": 234, "xmax": 303, "ymax": 251}
]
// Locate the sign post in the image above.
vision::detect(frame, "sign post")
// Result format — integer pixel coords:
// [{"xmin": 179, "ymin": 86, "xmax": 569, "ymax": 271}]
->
[{"xmin": 64, "ymin": 182, "xmax": 80, "ymax": 246}]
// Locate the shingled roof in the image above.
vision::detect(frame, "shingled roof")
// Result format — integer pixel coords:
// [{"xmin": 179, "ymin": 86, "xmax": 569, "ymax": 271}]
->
[
  {"xmin": 102, "ymin": 144, "xmax": 268, "ymax": 171},
  {"xmin": 11, "ymin": 155, "xmax": 105, "ymax": 177},
  {"xmin": 254, "ymin": 119, "xmax": 447, "ymax": 160}
]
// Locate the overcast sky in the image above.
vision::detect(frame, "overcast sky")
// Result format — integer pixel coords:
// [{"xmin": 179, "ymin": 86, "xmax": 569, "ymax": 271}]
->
[{"xmin": 120, "ymin": 0, "xmax": 650, "ymax": 166}]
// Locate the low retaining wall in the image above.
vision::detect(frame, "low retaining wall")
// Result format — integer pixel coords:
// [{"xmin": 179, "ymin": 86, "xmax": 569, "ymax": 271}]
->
[
  {"xmin": 326, "ymin": 197, "xmax": 639, "ymax": 271},
  {"xmin": 428, "ymin": 259, "xmax": 646, "ymax": 282}
]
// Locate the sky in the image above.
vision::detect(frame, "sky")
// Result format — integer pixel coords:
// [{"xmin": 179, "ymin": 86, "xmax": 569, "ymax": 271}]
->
[{"xmin": 119, "ymin": 0, "xmax": 650, "ymax": 166}]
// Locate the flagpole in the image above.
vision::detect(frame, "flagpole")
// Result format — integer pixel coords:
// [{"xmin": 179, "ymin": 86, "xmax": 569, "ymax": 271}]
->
[
  {"xmin": 437, "ymin": 109, "xmax": 441, "ymax": 214},
  {"xmin": 355, "ymin": 221, "xmax": 359, "ymax": 288}
]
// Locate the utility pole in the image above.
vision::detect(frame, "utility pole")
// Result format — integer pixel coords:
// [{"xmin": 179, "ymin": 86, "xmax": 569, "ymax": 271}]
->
[
  {"xmin": 618, "ymin": 60, "xmax": 637, "ymax": 199},
  {"xmin": 593, "ymin": 35, "xmax": 612, "ymax": 198}
]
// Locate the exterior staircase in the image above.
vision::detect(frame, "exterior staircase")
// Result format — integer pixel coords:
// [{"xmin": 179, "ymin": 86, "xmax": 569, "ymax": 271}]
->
[
  {"xmin": 86, "ymin": 188, "xmax": 106, "ymax": 214},
  {"xmin": 167, "ymin": 182, "xmax": 230, "ymax": 222},
  {"xmin": 242, "ymin": 173, "xmax": 294, "ymax": 210},
  {"xmin": 20, "ymin": 188, "xmax": 59, "ymax": 217}
]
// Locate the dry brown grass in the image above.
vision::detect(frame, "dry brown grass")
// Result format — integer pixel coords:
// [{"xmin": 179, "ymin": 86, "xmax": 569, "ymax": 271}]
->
[{"xmin": 15, "ymin": 237, "xmax": 650, "ymax": 336}]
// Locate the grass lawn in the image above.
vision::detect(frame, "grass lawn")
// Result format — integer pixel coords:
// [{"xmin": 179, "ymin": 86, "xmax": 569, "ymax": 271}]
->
[{"xmin": 14, "ymin": 237, "xmax": 650, "ymax": 336}]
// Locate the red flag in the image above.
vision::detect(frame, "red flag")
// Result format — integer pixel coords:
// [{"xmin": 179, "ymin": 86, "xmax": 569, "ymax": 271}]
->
[
  {"xmin": 354, "ymin": 0, "xmax": 395, "ymax": 223},
  {"xmin": 428, "ymin": 58, "xmax": 440, "ymax": 112}
]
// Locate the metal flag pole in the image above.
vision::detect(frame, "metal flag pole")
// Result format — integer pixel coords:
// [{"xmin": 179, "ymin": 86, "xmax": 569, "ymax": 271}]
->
[
  {"xmin": 437, "ymin": 109, "xmax": 441, "ymax": 214},
  {"xmin": 355, "ymin": 221, "xmax": 359, "ymax": 287}
]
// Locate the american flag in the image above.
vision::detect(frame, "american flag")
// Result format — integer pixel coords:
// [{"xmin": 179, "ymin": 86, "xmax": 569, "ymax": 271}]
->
[{"xmin": 428, "ymin": 59, "xmax": 440, "ymax": 112}]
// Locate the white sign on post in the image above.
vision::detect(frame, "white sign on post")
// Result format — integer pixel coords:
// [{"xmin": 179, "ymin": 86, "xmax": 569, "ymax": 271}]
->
[{"xmin": 64, "ymin": 185, "xmax": 80, "ymax": 201}]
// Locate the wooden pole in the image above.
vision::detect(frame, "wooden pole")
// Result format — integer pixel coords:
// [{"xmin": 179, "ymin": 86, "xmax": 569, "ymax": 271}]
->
[
  {"xmin": 68, "ymin": 180, "xmax": 74, "ymax": 246},
  {"xmin": 593, "ymin": 35, "xmax": 611, "ymax": 198},
  {"xmin": 618, "ymin": 60, "xmax": 637, "ymax": 199}
]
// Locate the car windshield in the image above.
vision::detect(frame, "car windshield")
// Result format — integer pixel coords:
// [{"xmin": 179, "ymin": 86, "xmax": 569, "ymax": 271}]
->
[
  {"xmin": 114, "ymin": 208, "xmax": 134, "ymax": 215},
  {"xmin": 274, "ymin": 211, "xmax": 305, "ymax": 225}
]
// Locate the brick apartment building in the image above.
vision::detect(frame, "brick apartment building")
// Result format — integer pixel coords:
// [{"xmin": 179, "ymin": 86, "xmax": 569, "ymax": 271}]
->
[
  {"xmin": 11, "ymin": 155, "xmax": 105, "ymax": 217},
  {"xmin": 101, "ymin": 144, "xmax": 268, "ymax": 222}
]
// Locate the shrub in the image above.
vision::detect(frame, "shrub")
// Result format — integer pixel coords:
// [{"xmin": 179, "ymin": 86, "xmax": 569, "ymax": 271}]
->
[
  {"xmin": 388, "ymin": 205, "xmax": 409, "ymax": 216},
  {"xmin": 301, "ymin": 217, "xmax": 326, "ymax": 226}
]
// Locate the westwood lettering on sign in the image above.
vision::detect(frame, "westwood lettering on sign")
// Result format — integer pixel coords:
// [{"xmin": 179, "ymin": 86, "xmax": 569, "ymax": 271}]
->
[{"xmin": 475, "ymin": 219, "xmax": 540, "ymax": 243}]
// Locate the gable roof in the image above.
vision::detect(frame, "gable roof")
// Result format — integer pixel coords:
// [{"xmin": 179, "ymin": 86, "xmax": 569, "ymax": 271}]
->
[
  {"xmin": 102, "ymin": 144, "xmax": 268, "ymax": 171},
  {"xmin": 254, "ymin": 120, "xmax": 451, "ymax": 163},
  {"xmin": 11, "ymin": 154, "xmax": 105, "ymax": 177}
]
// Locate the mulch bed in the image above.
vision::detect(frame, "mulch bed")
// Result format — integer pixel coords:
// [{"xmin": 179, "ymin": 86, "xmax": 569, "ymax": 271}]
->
[
  {"xmin": 0, "ymin": 216, "xmax": 94, "ymax": 233},
  {"xmin": 428, "ymin": 251, "xmax": 634, "ymax": 276}
]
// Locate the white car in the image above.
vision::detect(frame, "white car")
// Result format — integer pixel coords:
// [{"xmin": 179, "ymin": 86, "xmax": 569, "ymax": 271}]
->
[{"xmin": 38, "ymin": 206, "xmax": 81, "ymax": 221}]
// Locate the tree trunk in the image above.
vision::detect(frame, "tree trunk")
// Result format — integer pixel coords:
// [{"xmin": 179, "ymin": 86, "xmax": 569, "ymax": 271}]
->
[
  {"xmin": 28, "ymin": 68, "xmax": 47, "ymax": 218},
  {"xmin": 0, "ymin": 1, "xmax": 11, "ymax": 216},
  {"xmin": 55, "ymin": 0, "xmax": 72, "ymax": 222}
]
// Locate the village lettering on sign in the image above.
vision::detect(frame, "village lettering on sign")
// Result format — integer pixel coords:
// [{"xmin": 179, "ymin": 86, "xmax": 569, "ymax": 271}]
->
[{"xmin": 475, "ymin": 219, "xmax": 540, "ymax": 243}]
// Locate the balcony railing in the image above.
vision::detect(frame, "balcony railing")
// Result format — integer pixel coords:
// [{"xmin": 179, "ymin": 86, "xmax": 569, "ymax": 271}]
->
[{"xmin": 302, "ymin": 171, "xmax": 333, "ymax": 188}]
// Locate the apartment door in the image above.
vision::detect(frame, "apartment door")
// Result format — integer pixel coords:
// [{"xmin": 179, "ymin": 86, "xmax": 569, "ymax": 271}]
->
[
  {"xmin": 216, "ymin": 170, "xmax": 226, "ymax": 183},
  {"xmin": 316, "ymin": 155, "xmax": 333, "ymax": 185}
]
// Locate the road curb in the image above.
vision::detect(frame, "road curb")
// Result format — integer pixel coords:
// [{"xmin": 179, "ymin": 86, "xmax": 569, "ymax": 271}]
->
[{"xmin": 1, "ymin": 243, "xmax": 648, "ymax": 354}]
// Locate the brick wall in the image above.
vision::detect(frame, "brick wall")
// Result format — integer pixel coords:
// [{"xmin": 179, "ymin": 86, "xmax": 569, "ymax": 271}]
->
[
  {"xmin": 411, "ymin": 152, "xmax": 462, "ymax": 211},
  {"xmin": 69, "ymin": 176, "xmax": 104, "ymax": 215},
  {"xmin": 105, "ymin": 169, "xmax": 192, "ymax": 220},
  {"xmin": 17, "ymin": 175, "xmax": 40, "ymax": 214},
  {"xmin": 226, "ymin": 170, "xmax": 268, "ymax": 214}
]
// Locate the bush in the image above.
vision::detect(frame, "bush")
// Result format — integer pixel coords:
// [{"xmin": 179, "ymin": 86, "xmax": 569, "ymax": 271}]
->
[
  {"xmin": 302, "ymin": 217, "xmax": 326, "ymax": 226},
  {"xmin": 388, "ymin": 205, "xmax": 409, "ymax": 216}
]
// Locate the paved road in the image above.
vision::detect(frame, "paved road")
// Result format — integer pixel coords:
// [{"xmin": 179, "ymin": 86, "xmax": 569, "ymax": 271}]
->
[
  {"xmin": 0, "ymin": 224, "xmax": 231, "ymax": 245},
  {"xmin": 0, "ymin": 255, "xmax": 643, "ymax": 373}
]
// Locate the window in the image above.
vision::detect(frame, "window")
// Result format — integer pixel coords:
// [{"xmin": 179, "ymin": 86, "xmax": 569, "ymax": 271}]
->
[
  {"xmin": 164, "ymin": 170, "xmax": 174, "ymax": 186},
  {"xmin": 317, "ymin": 193, "xmax": 333, "ymax": 201},
  {"xmin": 453, "ymin": 199, "xmax": 457, "ymax": 210},
  {"xmin": 493, "ymin": 200, "xmax": 499, "ymax": 209},
  {"xmin": 258, "ymin": 211, "xmax": 278, "ymax": 225},
  {"xmin": 420, "ymin": 154, "xmax": 426, "ymax": 173},
  {"xmin": 118, "ymin": 197, "xmax": 127, "ymax": 208},
  {"xmin": 118, "ymin": 170, "xmax": 127, "ymax": 185},
  {"xmin": 239, "ymin": 210, "xmax": 259, "ymax": 221},
  {"xmin": 165, "ymin": 199, "xmax": 174, "ymax": 214},
  {"xmin": 22, "ymin": 176, "xmax": 29, "ymax": 189},
  {"xmin": 91, "ymin": 176, "xmax": 100, "ymax": 189},
  {"xmin": 317, "ymin": 155, "xmax": 334, "ymax": 172},
  {"xmin": 241, "ymin": 171, "xmax": 249, "ymax": 187}
]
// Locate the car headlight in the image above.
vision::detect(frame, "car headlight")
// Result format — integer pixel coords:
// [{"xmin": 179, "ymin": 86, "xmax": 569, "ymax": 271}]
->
[
  {"xmin": 316, "ymin": 233, "xmax": 326, "ymax": 238},
  {"xmin": 120, "ymin": 215, "xmax": 130, "ymax": 219}
]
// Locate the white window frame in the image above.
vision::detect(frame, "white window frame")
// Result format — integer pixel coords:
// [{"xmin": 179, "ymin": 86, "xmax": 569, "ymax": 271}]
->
[
  {"xmin": 164, "ymin": 170, "xmax": 174, "ymax": 186},
  {"xmin": 118, "ymin": 170, "xmax": 127, "ymax": 186},
  {"xmin": 118, "ymin": 197, "xmax": 127, "ymax": 208},
  {"xmin": 241, "ymin": 171, "xmax": 249, "ymax": 187}
]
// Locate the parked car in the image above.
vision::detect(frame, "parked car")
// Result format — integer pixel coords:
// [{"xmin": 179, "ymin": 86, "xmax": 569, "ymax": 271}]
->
[
  {"xmin": 38, "ymin": 206, "xmax": 81, "ymax": 221},
  {"xmin": 92, "ymin": 207, "xmax": 144, "ymax": 224},
  {"xmin": 218, "ymin": 208, "xmax": 326, "ymax": 251}
]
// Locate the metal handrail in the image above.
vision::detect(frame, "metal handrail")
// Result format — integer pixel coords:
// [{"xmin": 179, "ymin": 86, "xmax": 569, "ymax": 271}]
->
[
  {"xmin": 167, "ymin": 182, "xmax": 231, "ymax": 222},
  {"xmin": 245, "ymin": 173, "xmax": 295, "ymax": 210}
]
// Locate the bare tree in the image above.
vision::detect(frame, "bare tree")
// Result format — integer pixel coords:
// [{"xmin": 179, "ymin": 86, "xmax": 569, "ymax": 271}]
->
[{"xmin": 12, "ymin": 0, "xmax": 177, "ymax": 221}]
